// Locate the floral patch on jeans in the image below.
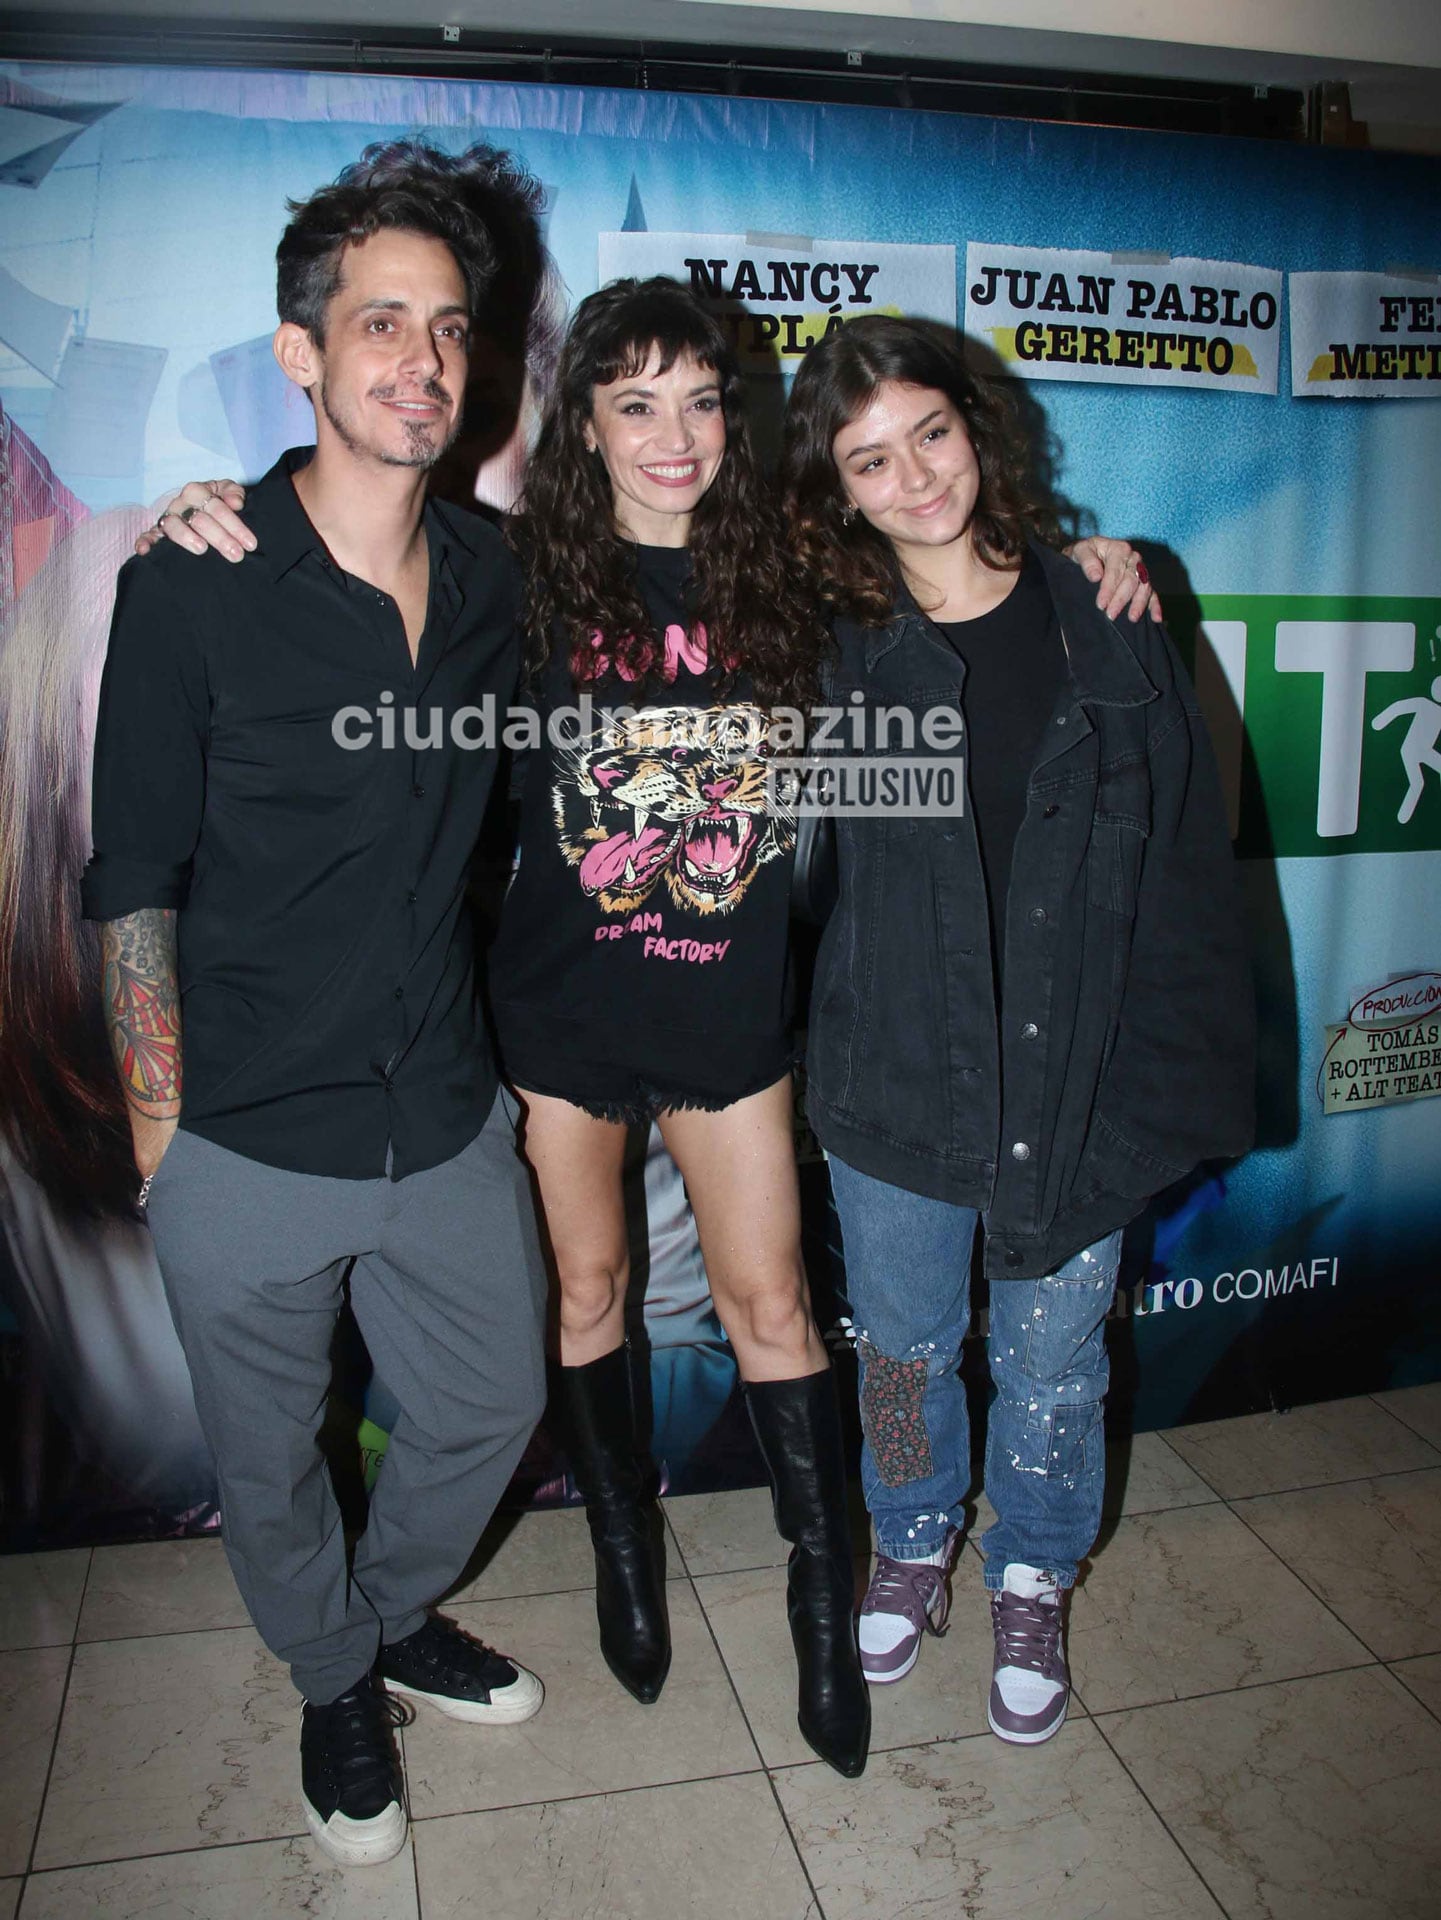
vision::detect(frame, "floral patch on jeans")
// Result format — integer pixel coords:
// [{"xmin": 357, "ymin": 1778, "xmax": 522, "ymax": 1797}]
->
[{"xmin": 859, "ymin": 1343, "xmax": 933, "ymax": 1488}]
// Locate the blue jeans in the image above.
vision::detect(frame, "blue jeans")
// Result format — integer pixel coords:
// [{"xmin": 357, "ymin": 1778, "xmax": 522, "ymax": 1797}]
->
[{"xmin": 827, "ymin": 1156, "xmax": 1122, "ymax": 1591}]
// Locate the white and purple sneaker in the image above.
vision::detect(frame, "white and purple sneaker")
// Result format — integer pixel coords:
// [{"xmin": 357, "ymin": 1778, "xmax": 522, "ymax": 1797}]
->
[
  {"xmin": 987, "ymin": 1563, "xmax": 1069, "ymax": 1744},
  {"xmin": 858, "ymin": 1531, "xmax": 959, "ymax": 1684}
]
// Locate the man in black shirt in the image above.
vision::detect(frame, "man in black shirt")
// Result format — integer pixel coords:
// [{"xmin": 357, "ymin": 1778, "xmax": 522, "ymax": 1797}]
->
[{"xmin": 82, "ymin": 156, "xmax": 547, "ymax": 1869}]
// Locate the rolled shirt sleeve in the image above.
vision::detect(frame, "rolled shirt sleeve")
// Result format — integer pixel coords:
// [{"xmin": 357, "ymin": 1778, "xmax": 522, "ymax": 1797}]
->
[{"xmin": 80, "ymin": 554, "xmax": 210, "ymax": 922}]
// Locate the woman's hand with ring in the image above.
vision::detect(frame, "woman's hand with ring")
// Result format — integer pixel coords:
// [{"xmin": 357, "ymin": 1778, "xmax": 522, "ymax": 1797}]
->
[
  {"xmin": 1065, "ymin": 536, "xmax": 1164, "ymax": 625},
  {"xmin": 135, "ymin": 479, "xmax": 253, "ymax": 560}
]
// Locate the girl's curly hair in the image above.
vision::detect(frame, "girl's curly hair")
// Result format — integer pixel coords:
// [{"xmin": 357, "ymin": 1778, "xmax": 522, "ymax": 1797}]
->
[
  {"xmin": 779, "ymin": 314, "xmax": 1056, "ymax": 625},
  {"xmin": 509, "ymin": 276, "xmax": 827, "ymax": 708}
]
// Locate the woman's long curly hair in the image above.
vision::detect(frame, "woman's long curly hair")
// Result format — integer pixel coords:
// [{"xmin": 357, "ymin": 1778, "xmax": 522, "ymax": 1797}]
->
[
  {"xmin": 779, "ymin": 314, "xmax": 1056, "ymax": 626},
  {"xmin": 510, "ymin": 276, "xmax": 827, "ymax": 708}
]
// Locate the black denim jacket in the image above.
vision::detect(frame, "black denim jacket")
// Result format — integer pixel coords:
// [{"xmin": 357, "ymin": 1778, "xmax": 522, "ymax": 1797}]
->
[{"xmin": 806, "ymin": 540, "xmax": 1255, "ymax": 1280}]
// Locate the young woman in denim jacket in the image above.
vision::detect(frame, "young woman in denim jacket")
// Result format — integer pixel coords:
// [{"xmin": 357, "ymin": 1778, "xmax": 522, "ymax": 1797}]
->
[{"xmin": 780, "ymin": 316, "xmax": 1253, "ymax": 1744}]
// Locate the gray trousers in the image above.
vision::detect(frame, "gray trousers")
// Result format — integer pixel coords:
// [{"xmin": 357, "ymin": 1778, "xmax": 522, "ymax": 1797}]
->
[{"xmin": 145, "ymin": 1091, "xmax": 547, "ymax": 1703}]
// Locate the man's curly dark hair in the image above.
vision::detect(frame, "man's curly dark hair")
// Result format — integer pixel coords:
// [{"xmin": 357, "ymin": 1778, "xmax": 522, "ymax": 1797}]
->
[
  {"xmin": 276, "ymin": 147, "xmax": 497, "ymax": 343},
  {"xmin": 333, "ymin": 138, "xmax": 564, "ymax": 397}
]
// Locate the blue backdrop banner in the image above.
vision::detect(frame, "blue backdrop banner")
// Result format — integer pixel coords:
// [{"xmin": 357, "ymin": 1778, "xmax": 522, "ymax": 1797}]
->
[{"xmin": 1, "ymin": 62, "xmax": 1438, "ymax": 1543}]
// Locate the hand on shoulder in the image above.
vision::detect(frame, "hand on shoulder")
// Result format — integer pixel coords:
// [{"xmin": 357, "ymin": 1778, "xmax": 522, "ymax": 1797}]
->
[
  {"xmin": 1064, "ymin": 536, "xmax": 1163, "ymax": 626},
  {"xmin": 135, "ymin": 479, "xmax": 254, "ymax": 563}
]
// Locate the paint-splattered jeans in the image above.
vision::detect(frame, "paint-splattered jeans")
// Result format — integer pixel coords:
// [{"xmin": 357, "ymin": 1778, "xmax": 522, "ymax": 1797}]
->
[{"xmin": 827, "ymin": 1155, "xmax": 1122, "ymax": 1590}]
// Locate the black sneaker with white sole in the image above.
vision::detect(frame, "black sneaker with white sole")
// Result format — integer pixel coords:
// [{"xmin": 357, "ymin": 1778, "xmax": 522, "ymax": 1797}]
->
[
  {"xmin": 379, "ymin": 1613, "xmax": 544, "ymax": 1724},
  {"xmin": 300, "ymin": 1676, "xmax": 407, "ymax": 1868}
]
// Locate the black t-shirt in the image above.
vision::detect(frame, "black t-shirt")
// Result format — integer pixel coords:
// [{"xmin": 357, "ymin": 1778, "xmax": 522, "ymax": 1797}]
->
[
  {"xmin": 936, "ymin": 548, "xmax": 1066, "ymax": 973},
  {"xmin": 488, "ymin": 544, "xmax": 795, "ymax": 1118}
]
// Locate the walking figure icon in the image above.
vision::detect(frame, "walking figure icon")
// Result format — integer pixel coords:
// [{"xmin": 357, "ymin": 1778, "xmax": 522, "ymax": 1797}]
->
[{"xmin": 1372, "ymin": 675, "xmax": 1441, "ymax": 824}]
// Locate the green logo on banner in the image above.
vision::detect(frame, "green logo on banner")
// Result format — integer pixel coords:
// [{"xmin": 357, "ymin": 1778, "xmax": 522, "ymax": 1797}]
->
[{"xmin": 1182, "ymin": 597, "xmax": 1441, "ymax": 858}]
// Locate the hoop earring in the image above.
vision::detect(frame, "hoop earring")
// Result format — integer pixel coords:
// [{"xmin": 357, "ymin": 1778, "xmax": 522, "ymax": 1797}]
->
[{"xmin": 840, "ymin": 502, "xmax": 857, "ymax": 526}]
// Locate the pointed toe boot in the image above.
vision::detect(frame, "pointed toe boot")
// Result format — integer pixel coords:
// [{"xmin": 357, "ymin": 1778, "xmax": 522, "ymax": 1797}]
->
[
  {"xmin": 555, "ymin": 1346, "xmax": 671, "ymax": 1704},
  {"xmin": 745, "ymin": 1369, "xmax": 870, "ymax": 1777}
]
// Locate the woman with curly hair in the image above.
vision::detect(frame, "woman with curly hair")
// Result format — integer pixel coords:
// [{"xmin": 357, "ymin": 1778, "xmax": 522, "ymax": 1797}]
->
[
  {"xmin": 780, "ymin": 315, "xmax": 1252, "ymax": 1744},
  {"xmin": 486, "ymin": 276, "xmax": 871, "ymax": 1776}
]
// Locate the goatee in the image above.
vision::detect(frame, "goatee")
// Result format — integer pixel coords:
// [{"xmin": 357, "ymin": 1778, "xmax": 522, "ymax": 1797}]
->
[{"xmin": 318, "ymin": 379, "xmax": 457, "ymax": 470}]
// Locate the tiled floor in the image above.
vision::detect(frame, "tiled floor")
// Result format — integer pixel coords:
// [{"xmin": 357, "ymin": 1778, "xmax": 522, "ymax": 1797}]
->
[{"xmin": 4, "ymin": 1385, "xmax": 1441, "ymax": 1919}]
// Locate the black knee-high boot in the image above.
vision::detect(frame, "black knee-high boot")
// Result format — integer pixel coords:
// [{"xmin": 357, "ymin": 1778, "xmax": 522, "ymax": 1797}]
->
[
  {"xmin": 745, "ymin": 1369, "xmax": 871, "ymax": 1778},
  {"xmin": 554, "ymin": 1346, "xmax": 671, "ymax": 1704}
]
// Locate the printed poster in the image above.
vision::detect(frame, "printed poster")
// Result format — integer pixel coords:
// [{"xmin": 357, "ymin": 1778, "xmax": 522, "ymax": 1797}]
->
[
  {"xmin": 965, "ymin": 242, "xmax": 1281, "ymax": 393},
  {"xmin": 599, "ymin": 232, "xmax": 956, "ymax": 369},
  {"xmin": 1290, "ymin": 269, "xmax": 1441, "ymax": 397}
]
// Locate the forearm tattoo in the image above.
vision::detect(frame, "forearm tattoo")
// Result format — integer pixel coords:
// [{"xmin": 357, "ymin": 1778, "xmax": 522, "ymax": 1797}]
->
[{"xmin": 101, "ymin": 908, "xmax": 182, "ymax": 1118}]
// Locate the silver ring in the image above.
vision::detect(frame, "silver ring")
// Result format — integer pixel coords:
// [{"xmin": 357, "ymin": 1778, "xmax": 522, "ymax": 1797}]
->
[{"xmin": 178, "ymin": 502, "xmax": 208, "ymax": 526}]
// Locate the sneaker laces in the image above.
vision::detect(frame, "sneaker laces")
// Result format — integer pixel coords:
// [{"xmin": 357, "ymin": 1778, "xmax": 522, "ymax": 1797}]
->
[
  {"xmin": 311, "ymin": 1686, "xmax": 406, "ymax": 1800},
  {"xmin": 401, "ymin": 1615, "xmax": 512, "ymax": 1691},
  {"xmin": 862, "ymin": 1553, "xmax": 944, "ymax": 1627},
  {"xmin": 989, "ymin": 1589, "xmax": 1065, "ymax": 1679}
]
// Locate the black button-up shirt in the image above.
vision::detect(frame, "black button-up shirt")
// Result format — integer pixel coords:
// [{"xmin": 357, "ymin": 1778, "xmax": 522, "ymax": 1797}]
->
[{"xmin": 81, "ymin": 451, "xmax": 521, "ymax": 1179}]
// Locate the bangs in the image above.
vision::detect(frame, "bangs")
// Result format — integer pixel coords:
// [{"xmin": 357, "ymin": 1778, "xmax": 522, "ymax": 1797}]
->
[
  {"xmin": 592, "ymin": 328, "xmax": 721, "ymax": 389},
  {"xmin": 582, "ymin": 288, "xmax": 728, "ymax": 391}
]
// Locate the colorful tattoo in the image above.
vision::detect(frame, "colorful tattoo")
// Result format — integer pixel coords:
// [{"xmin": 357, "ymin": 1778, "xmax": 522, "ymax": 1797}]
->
[{"xmin": 101, "ymin": 909, "xmax": 182, "ymax": 1117}]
